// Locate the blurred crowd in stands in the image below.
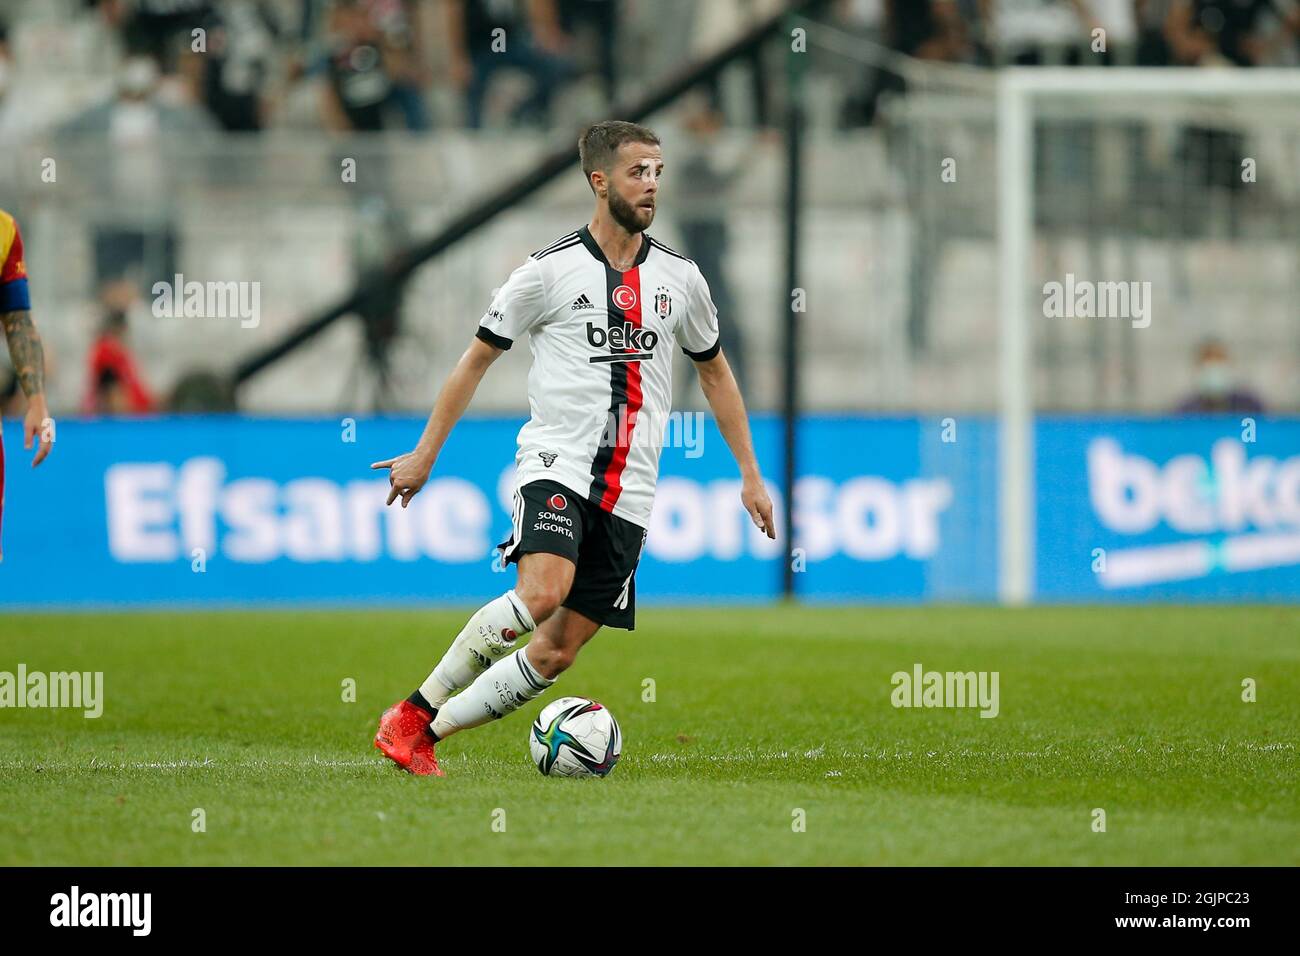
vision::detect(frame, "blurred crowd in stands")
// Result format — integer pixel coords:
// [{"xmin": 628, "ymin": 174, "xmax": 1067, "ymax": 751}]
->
[
  {"xmin": 0, "ymin": 1, "xmax": 1296, "ymax": 142},
  {"xmin": 844, "ymin": 0, "xmax": 1300, "ymax": 124},
  {"xmin": 0, "ymin": 0, "xmax": 1294, "ymax": 416}
]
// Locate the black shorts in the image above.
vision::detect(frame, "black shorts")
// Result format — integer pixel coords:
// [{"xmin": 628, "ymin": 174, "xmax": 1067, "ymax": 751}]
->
[{"xmin": 498, "ymin": 479, "xmax": 648, "ymax": 630}]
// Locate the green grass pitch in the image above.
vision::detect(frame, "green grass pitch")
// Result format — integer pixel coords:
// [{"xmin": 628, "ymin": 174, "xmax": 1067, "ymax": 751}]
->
[{"xmin": 1, "ymin": 605, "xmax": 1297, "ymax": 866}]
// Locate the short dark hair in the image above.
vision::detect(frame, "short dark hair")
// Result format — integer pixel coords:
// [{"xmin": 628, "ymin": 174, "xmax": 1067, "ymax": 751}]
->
[{"xmin": 578, "ymin": 120, "xmax": 660, "ymax": 194}]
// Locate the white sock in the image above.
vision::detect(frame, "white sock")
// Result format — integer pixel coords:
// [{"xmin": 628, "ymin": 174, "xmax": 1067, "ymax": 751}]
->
[
  {"xmin": 430, "ymin": 647, "xmax": 553, "ymax": 740},
  {"xmin": 420, "ymin": 590, "xmax": 536, "ymax": 710}
]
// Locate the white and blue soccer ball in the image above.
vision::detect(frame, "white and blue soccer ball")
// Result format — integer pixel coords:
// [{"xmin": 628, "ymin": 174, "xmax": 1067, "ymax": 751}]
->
[{"xmin": 529, "ymin": 696, "xmax": 622, "ymax": 777}]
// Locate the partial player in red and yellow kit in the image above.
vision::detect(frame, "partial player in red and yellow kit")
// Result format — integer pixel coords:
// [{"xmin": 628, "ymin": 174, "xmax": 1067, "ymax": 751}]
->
[{"xmin": 1, "ymin": 209, "xmax": 54, "ymax": 558}]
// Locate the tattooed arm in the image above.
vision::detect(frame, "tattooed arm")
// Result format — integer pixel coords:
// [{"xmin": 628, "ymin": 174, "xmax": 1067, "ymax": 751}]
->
[{"xmin": 1, "ymin": 308, "xmax": 52, "ymax": 466}]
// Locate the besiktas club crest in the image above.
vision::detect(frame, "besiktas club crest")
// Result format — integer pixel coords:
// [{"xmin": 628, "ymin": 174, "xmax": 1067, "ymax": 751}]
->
[{"xmin": 654, "ymin": 286, "xmax": 672, "ymax": 319}]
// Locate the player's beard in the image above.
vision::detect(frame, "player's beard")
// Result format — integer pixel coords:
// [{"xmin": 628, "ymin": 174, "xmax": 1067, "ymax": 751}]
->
[{"xmin": 607, "ymin": 187, "xmax": 654, "ymax": 234}]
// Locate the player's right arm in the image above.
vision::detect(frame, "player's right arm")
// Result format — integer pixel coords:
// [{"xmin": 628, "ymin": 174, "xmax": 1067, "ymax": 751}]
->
[
  {"xmin": 373, "ymin": 254, "xmax": 545, "ymax": 507},
  {"xmin": 371, "ymin": 336, "xmax": 503, "ymax": 507}
]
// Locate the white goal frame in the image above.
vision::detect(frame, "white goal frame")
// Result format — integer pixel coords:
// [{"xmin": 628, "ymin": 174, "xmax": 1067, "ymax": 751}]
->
[{"xmin": 996, "ymin": 68, "xmax": 1300, "ymax": 604}]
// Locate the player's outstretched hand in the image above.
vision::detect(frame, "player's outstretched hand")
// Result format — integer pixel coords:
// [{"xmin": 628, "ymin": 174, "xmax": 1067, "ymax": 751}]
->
[
  {"xmin": 371, "ymin": 450, "xmax": 434, "ymax": 508},
  {"xmin": 24, "ymin": 396, "xmax": 52, "ymax": 467},
  {"xmin": 743, "ymin": 478, "xmax": 776, "ymax": 539}
]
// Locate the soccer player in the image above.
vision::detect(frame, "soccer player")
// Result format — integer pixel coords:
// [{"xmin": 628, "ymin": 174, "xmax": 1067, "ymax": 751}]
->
[
  {"xmin": 371, "ymin": 120, "xmax": 775, "ymax": 776},
  {"xmin": 0, "ymin": 208, "xmax": 53, "ymax": 561}
]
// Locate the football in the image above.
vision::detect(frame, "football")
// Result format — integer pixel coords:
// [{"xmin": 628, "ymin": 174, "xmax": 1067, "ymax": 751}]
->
[{"xmin": 529, "ymin": 696, "xmax": 622, "ymax": 777}]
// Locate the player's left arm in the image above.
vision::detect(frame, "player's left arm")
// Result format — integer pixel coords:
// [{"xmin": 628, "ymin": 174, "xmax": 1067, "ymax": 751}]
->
[
  {"xmin": 1, "ymin": 213, "xmax": 52, "ymax": 466},
  {"xmin": 1, "ymin": 308, "xmax": 51, "ymax": 467},
  {"xmin": 694, "ymin": 350, "xmax": 775, "ymax": 539}
]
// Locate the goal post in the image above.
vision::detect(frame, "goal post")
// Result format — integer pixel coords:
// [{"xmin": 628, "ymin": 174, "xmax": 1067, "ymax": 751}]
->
[{"xmin": 996, "ymin": 68, "xmax": 1300, "ymax": 605}]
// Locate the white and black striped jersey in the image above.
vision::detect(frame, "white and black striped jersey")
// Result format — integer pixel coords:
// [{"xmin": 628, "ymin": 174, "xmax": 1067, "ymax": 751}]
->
[{"xmin": 476, "ymin": 225, "xmax": 721, "ymax": 528}]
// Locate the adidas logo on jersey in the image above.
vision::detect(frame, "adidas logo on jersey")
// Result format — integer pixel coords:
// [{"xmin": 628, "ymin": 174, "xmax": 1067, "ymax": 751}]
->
[
  {"xmin": 571, "ymin": 294, "xmax": 596, "ymax": 311},
  {"xmin": 586, "ymin": 321, "xmax": 658, "ymax": 363}
]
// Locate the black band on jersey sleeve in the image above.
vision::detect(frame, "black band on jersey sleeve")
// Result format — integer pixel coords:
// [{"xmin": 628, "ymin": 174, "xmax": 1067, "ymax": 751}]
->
[
  {"xmin": 476, "ymin": 325, "xmax": 513, "ymax": 350},
  {"xmin": 682, "ymin": 337, "xmax": 721, "ymax": 362}
]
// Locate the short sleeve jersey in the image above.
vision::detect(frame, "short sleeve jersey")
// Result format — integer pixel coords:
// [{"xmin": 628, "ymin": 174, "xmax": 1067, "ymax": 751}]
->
[
  {"xmin": 476, "ymin": 225, "xmax": 720, "ymax": 528},
  {"xmin": 0, "ymin": 210, "xmax": 31, "ymax": 313}
]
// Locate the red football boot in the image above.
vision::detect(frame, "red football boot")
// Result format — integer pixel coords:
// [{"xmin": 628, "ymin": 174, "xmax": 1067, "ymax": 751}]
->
[
  {"xmin": 374, "ymin": 700, "xmax": 443, "ymax": 776},
  {"xmin": 407, "ymin": 733, "xmax": 443, "ymax": 777}
]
